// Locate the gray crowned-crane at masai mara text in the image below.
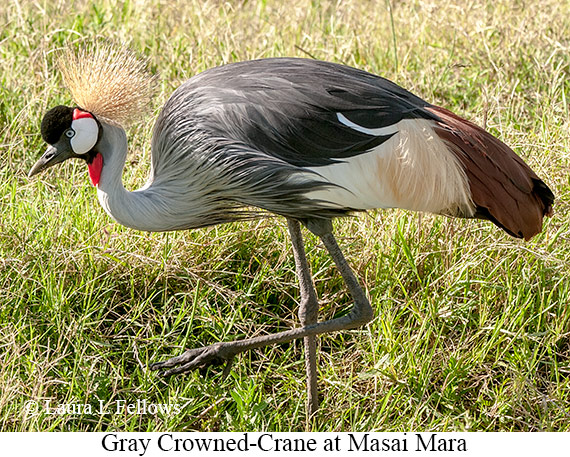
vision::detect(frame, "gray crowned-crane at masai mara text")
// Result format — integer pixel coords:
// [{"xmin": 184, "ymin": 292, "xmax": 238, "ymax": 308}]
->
[{"xmin": 29, "ymin": 45, "xmax": 554, "ymax": 418}]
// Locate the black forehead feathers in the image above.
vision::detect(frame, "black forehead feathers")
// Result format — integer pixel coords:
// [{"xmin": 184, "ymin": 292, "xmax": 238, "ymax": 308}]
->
[{"xmin": 41, "ymin": 105, "xmax": 74, "ymax": 144}]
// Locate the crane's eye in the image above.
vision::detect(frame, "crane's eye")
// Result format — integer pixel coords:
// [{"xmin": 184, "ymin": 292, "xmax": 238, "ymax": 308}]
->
[{"xmin": 65, "ymin": 129, "xmax": 75, "ymax": 138}]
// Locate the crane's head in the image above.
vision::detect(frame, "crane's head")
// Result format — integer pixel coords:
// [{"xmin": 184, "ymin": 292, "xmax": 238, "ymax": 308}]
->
[
  {"xmin": 29, "ymin": 105, "xmax": 104, "ymax": 186},
  {"xmin": 28, "ymin": 42, "xmax": 155, "ymax": 186}
]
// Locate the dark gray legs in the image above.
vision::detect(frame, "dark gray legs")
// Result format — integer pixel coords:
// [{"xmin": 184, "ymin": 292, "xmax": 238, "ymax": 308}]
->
[
  {"xmin": 287, "ymin": 219, "xmax": 319, "ymax": 419},
  {"xmin": 150, "ymin": 218, "xmax": 374, "ymax": 419}
]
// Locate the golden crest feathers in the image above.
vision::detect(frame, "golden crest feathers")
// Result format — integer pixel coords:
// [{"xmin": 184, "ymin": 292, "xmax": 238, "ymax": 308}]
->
[{"xmin": 58, "ymin": 42, "xmax": 156, "ymax": 127}]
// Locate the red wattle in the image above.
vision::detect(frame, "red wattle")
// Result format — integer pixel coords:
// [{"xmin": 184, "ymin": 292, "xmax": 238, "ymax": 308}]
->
[{"xmin": 88, "ymin": 153, "xmax": 103, "ymax": 187}]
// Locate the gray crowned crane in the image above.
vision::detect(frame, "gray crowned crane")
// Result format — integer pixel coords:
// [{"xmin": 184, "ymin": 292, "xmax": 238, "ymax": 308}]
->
[{"xmin": 29, "ymin": 45, "xmax": 554, "ymax": 418}]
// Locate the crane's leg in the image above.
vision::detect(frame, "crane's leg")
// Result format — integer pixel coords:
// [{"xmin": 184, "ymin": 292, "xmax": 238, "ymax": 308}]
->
[
  {"xmin": 287, "ymin": 218, "xmax": 319, "ymax": 420},
  {"xmin": 151, "ymin": 218, "xmax": 374, "ymax": 390}
]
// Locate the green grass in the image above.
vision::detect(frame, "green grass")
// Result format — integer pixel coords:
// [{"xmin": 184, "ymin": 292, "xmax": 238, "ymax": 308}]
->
[{"xmin": 1, "ymin": 0, "xmax": 569, "ymax": 431}]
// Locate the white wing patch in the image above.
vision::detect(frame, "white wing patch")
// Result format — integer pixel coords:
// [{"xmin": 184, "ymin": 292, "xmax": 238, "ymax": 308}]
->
[
  {"xmin": 304, "ymin": 119, "xmax": 475, "ymax": 217},
  {"xmin": 337, "ymin": 112, "xmax": 399, "ymax": 137}
]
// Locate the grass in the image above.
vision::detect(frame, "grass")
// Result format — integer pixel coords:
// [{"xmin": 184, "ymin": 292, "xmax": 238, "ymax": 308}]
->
[{"xmin": 1, "ymin": 0, "xmax": 569, "ymax": 431}]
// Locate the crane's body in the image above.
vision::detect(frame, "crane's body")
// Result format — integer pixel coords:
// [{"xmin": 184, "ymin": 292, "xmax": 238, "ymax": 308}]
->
[
  {"xmin": 29, "ymin": 49, "xmax": 554, "ymax": 419},
  {"xmin": 83, "ymin": 58, "xmax": 551, "ymax": 238}
]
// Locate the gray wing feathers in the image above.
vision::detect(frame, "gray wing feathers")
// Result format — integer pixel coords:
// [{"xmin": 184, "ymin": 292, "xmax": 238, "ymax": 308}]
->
[
  {"xmin": 147, "ymin": 58, "xmax": 435, "ymax": 222},
  {"xmin": 149, "ymin": 81, "xmax": 346, "ymax": 222}
]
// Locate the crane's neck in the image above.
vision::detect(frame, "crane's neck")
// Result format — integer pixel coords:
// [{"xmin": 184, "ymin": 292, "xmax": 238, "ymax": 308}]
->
[{"xmin": 94, "ymin": 123, "xmax": 183, "ymax": 232}]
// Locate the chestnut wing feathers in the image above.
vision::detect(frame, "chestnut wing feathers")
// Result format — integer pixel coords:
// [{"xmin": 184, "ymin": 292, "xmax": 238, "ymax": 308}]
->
[{"xmin": 427, "ymin": 106, "xmax": 554, "ymax": 239}]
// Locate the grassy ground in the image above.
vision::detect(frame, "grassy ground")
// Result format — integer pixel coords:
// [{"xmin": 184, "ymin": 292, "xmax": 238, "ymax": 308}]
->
[{"xmin": 1, "ymin": 0, "xmax": 569, "ymax": 431}]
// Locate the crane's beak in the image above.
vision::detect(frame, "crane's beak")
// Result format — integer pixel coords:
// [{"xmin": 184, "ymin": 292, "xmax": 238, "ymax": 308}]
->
[{"xmin": 28, "ymin": 140, "xmax": 74, "ymax": 178}]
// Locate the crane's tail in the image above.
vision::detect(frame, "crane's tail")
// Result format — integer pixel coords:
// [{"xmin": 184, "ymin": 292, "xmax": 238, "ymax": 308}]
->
[{"xmin": 427, "ymin": 106, "xmax": 554, "ymax": 240}]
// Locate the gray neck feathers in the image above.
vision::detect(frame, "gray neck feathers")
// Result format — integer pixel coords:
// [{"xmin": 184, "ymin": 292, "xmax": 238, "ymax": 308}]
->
[
  {"xmin": 94, "ymin": 122, "xmax": 246, "ymax": 232},
  {"xmin": 95, "ymin": 123, "xmax": 193, "ymax": 231}
]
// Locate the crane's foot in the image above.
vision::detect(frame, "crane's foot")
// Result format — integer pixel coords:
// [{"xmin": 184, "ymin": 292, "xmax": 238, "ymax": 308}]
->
[{"xmin": 150, "ymin": 342, "xmax": 236, "ymax": 378}]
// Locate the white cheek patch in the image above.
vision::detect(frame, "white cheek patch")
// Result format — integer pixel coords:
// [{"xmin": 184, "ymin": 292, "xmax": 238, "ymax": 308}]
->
[{"xmin": 70, "ymin": 117, "xmax": 99, "ymax": 155}]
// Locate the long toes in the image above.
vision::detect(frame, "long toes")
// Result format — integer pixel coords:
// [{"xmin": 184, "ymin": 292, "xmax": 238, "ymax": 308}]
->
[
  {"xmin": 149, "ymin": 347, "xmax": 206, "ymax": 372},
  {"xmin": 161, "ymin": 360, "xmax": 203, "ymax": 376},
  {"xmin": 157, "ymin": 354, "xmax": 225, "ymax": 377},
  {"xmin": 150, "ymin": 344, "xmax": 235, "ymax": 377},
  {"xmin": 149, "ymin": 359, "xmax": 175, "ymax": 371}
]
